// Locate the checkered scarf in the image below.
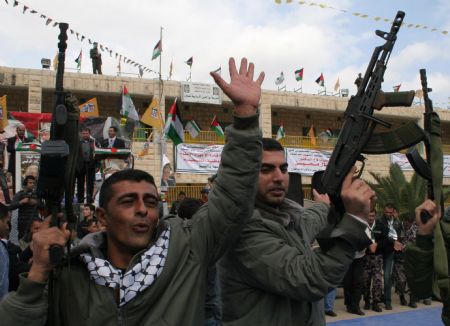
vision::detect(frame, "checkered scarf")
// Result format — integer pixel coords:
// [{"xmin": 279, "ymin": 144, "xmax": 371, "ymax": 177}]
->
[{"xmin": 80, "ymin": 227, "xmax": 170, "ymax": 307}]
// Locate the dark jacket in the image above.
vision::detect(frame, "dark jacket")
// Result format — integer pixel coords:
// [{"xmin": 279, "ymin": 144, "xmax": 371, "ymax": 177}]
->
[
  {"xmin": 101, "ymin": 137, "xmax": 125, "ymax": 149},
  {"xmin": 7, "ymin": 136, "xmax": 33, "ymax": 174},
  {"xmin": 77, "ymin": 138, "xmax": 97, "ymax": 171},
  {"xmin": 6, "ymin": 241, "xmax": 29, "ymax": 291},
  {"xmin": 373, "ymin": 215, "xmax": 403, "ymax": 255},
  {"xmin": 9, "ymin": 190, "xmax": 41, "ymax": 239},
  {"xmin": 0, "ymin": 114, "xmax": 262, "ymax": 326},
  {"xmin": 219, "ymin": 198, "xmax": 371, "ymax": 326}
]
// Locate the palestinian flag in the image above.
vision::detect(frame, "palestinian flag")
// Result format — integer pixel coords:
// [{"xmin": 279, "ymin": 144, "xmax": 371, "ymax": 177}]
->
[
  {"xmin": 121, "ymin": 84, "xmax": 139, "ymax": 121},
  {"xmin": 315, "ymin": 73, "xmax": 324, "ymax": 87},
  {"xmin": 210, "ymin": 115, "xmax": 224, "ymax": 138},
  {"xmin": 152, "ymin": 40, "xmax": 162, "ymax": 60},
  {"xmin": 164, "ymin": 98, "xmax": 184, "ymax": 145},
  {"xmin": 276, "ymin": 124, "xmax": 285, "ymax": 140},
  {"xmin": 295, "ymin": 68, "xmax": 303, "ymax": 81},
  {"xmin": 186, "ymin": 56, "xmax": 193, "ymax": 67},
  {"xmin": 75, "ymin": 50, "xmax": 82, "ymax": 70},
  {"xmin": 185, "ymin": 120, "xmax": 201, "ymax": 138}
]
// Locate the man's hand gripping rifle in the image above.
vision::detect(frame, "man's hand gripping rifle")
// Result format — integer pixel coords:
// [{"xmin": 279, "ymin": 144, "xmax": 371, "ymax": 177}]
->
[
  {"xmin": 406, "ymin": 70, "xmax": 444, "ymax": 223},
  {"xmin": 36, "ymin": 23, "xmax": 80, "ymax": 265}
]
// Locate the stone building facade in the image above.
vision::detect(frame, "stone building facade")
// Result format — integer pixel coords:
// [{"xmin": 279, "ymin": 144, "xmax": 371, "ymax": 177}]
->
[{"xmin": 0, "ymin": 66, "xmax": 449, "ymax": 189}]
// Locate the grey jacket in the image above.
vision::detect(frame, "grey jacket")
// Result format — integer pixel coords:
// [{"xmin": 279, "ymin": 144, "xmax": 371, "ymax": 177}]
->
[{"xmin": 219, "ymin": 198, "xmax": 370, "ymax": 326}]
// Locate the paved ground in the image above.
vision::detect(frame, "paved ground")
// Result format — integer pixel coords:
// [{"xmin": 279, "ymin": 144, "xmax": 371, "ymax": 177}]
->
[{"xmin": 325, "ymin": 288, "xmax": 442, "ymax": 324}]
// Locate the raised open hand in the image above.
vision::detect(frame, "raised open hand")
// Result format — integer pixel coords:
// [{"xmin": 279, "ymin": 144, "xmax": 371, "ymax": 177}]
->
[{"xmin": 210, "ymin": 57, "xmax": 265, "ymax": 117}]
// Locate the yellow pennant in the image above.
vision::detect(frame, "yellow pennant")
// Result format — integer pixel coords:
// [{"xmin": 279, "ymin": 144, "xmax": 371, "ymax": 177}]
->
[
  {"xmin": 0, "ymin": 95, "xmax": 8, "ymax": 132},
  {"xmin": 79, "ymin": 98, "xmax": 99, "ymax": 117}
]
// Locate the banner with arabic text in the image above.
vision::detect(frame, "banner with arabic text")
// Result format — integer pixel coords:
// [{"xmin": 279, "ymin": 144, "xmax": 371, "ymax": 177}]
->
[
  {"xmin": 175, "ymin": 143, "xmax": 223, "ymax": 173},
  {"xmin": 286, "ymin": 148, "xmax": 331, "ymax": 175},
  {"xmin": 391, "ymin": 152, "xmax": 450, "ymax": 177}
]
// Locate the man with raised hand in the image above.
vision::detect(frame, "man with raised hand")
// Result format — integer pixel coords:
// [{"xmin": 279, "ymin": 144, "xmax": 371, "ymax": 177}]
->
[
  {"xmin": 219, "ymin": 138, "xmax": 375, "ymax": 325},
  {"xmin": 0, "ymin": 58, "xmax": 264, "ymax": 326}
]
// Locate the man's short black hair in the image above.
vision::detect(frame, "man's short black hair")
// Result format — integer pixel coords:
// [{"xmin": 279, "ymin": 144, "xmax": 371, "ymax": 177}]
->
[
  {"xmin": 178, "ymin": 198, "xmax": 203, "ymax": 220},
  {"xmin": 384, "ymin": 203, "xmax": 397, "ymax": 210},
  {"xmin": 99, "ymin": 169, "xmax": 156, "ymax": 209},
  {"xmin": 0, "ymin": 202, "xmax": 9, "ymax": 220},
  {"xmin": 24, "ymin": 175, "xmax": 36, "ymax": 184},
  {"xmin": 84, "ymin": 203, "xmax": 95, "ymax": 212},
  {"xmin": 81, "ymin": 127, "xmax": 91, "ymax": 133},
  {"xmin": 109, "ymin": 126, "xmax": 118, "ymax": 133},
  {"xmin": 262, "ymin": 138, "xmax": 284, "ymax": 152}
]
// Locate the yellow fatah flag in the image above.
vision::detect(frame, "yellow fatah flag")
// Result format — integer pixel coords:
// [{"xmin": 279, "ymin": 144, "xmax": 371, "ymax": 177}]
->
[
  {"xmin": 79, "ymin": 98, "xmax": 99, "ymax": 117},
  {"xmin": 308, "ymin": 125, "xmax": 317, "ymax": 146},
  {"xmin": 0, "ymin": 95, "xmax": 8, "ymax": 132},
  {"xmin": 140, "ymin": 97, "xmax": 163, "ymax": 131}
]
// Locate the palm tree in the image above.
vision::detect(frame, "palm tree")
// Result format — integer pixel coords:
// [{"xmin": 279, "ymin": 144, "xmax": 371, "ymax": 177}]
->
[{"xmin": 368, "ymin": 163, "xmax": 450, "ymax": 222}]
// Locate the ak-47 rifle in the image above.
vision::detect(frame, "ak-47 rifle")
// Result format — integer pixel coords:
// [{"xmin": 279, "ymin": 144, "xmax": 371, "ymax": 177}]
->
[
  {"xmin": 406, "ymin": 69, "xmax": 444, "ymax": 223},
  {"xmin": 36, "ymin": 23, "xmax": 80, "ymax": 265},
  {"xmin": 313, "ymin": 11, "xmax": 425, "ymax": 214}
]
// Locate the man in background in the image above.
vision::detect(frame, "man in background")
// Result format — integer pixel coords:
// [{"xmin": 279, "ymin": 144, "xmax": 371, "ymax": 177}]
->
[
  {"xmin": 90, "ymin": 42, "xmax": 102, "ymax": 75},
  {"xmin": 101, "ymin": 126, "xmax": 125, "ymax": 149},
  {"xmin": 76, "ymin": 128, "xmax": 97, "ymax": 204}
]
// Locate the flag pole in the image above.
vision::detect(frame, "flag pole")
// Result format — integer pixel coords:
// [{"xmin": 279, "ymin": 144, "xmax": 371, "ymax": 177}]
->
[{"xmin": 159, "ymin": 26, "xmax": 163, "ymax": 81}]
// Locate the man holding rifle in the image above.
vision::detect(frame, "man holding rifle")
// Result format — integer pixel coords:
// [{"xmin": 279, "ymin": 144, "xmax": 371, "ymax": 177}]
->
[{"xmin": 0, "ymin": 57, "xmax": 265, "ymax": 325}]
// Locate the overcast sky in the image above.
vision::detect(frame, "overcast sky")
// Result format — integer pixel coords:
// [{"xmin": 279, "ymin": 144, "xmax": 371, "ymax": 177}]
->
[{"xmin": 1, "ymin": 0, "xmax": 450, "ymax": 108}]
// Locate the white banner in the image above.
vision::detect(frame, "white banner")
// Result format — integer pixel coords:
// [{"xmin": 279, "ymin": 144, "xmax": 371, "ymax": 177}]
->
[
  {"xmin": 181, "ymin": 82, "xmax": 222, "ymax": 105},
  {"xmin": 390, "ymin": 153, "xmax": 413, "ymax": 171},
  {"xmin": 286, "ymin": 148, "xmax": 331, "ymax": 175},
  {"xmin": 391, "ymin": 152, "xmax": 450, "ymax": 177},
  {"xmin": 176, "ymin": 143, "xmax": 223, "ymax": 174}
]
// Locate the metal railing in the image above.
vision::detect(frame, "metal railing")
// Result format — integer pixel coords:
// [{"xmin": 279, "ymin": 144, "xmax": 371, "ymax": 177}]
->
[{"xmin": 132, "ymin": 128, "xmax": 450, "ymax": 153}]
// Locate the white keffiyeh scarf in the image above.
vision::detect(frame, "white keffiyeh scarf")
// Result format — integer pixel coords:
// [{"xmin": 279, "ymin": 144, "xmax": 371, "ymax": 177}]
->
[{"xmin": 80, "ymin": 227, "xmax": 170, "ymax": 307}]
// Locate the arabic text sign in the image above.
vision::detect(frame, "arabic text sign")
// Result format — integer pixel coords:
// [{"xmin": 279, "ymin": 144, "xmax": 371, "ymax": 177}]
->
[
  {"xmin": 176, "ymin": 143, "xmax": 223, "ymax": 173},
  {"xmin": 390, "ymin": 153, "xmax": 413, "ymax": 170},
  {"xmin": 15, "ymin": 151, "xmax": 40, "ymax": 192},
  {"xmin": 391, "ymin": 152, "xmax": 450, "ymax": 177},
  {"xmin": 181, "ymin": 82, "xmax": 222, "ymax": 105},
  {"xmin": 286, "ymin": 148, "xmax": 331, "ymax": 175}
]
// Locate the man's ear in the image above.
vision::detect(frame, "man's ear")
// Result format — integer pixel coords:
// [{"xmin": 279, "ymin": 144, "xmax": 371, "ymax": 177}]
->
[{"xmin": 96, "ymin": 207, "xmax": 108, "ymax": 227}]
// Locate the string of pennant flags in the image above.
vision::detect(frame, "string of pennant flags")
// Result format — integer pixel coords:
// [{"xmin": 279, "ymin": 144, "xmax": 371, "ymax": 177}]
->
[
  {"xmin": 275, "ymin": 0, "xmax": 449, "ymax": 36},
  {"xmin": 2, "ymin": 0, "xmax": 160, "ymax": 76}
]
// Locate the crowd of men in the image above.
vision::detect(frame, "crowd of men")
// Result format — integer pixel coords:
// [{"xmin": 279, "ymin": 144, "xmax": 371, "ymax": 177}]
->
[{"xmin": 0, "ymin": 58, "xmax": 445, "ymax": 326}]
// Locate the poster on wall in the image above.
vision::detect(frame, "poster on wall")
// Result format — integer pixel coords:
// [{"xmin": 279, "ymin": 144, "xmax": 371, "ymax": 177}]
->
[
  {"xmin": 15, "ymin": 150, "xmax": 41, "ymax": 192},
  {"xmin": 176, "ymin": 143, "xmax": 223, "ymax": 174},
  {"xmin": 285, "ymin": 148, "xmax": 331, "ymax": 176},
  {"xmin": 391, "ymin": 152, "xmax": 450, "ymax": 177}
]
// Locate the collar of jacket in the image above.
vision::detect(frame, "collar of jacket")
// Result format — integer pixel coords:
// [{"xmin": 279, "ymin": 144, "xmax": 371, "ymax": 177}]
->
[
  {"xmin": 255, "ymin": 198, "xmax": 303, "ymax": 228},
  {"xmin": 71, "ymin": 222, "xmax": 169, "ymax": 265}
]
